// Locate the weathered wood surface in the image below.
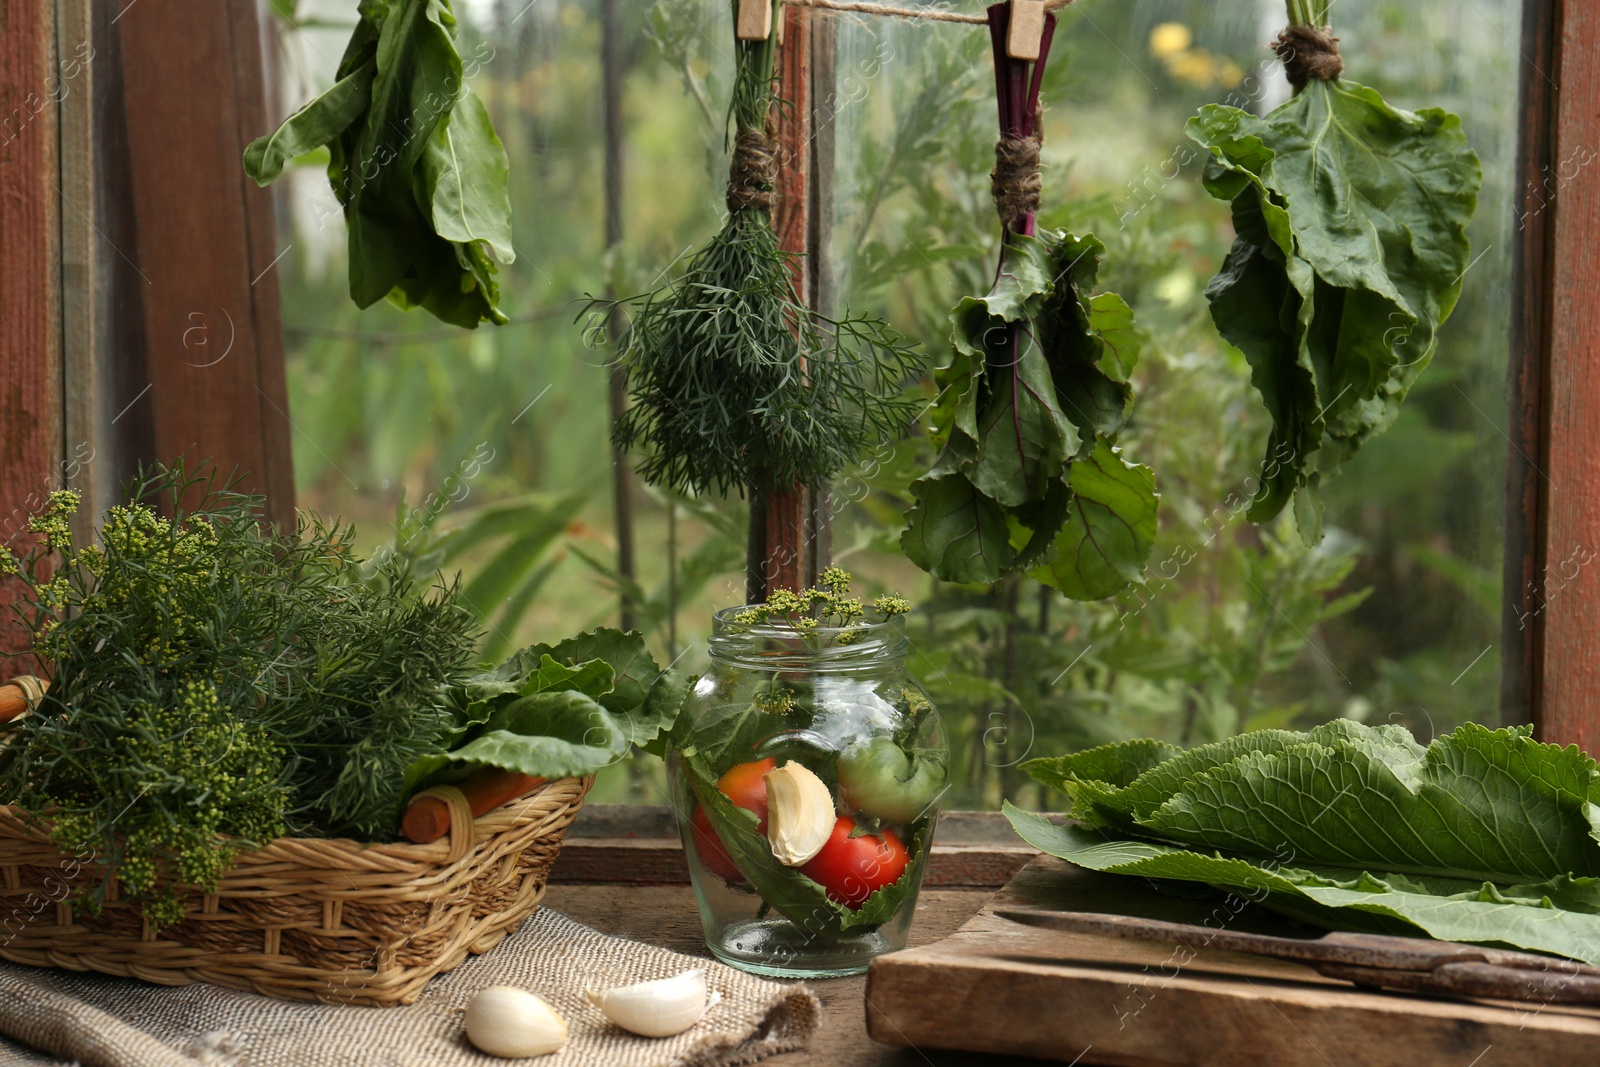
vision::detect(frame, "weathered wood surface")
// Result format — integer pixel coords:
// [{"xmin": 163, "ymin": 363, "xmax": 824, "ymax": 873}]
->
[
  {"xmin": 112, "ymin": 0, "xmax": 294, "ymax": 528},
  {"xmin": 866, "ymin": 854, "xmax": 1600, "ymax": 1066},
  {"xmin": 553, "ymin": 806, "xmax": 1036, "ymax": 888},
  {"xmin": 1501, "ymin": 0, "xmax": 1556, "ymax": 729},
  {"xmin": 57, "ymin": 0, "xmax": 103, "ymax": 545},
  {"xmin": 748, "ymin": 0, "xmax": 816, "ymax": 602},
  {"xmin": 1509, "ymin": 0, "xmax": 1600, "ymax": 744},
  {"xmin": 804, "ymin": 9, "xmax": 838, "ymax": 584},
  {"xmin": 0, "ymin": 0, "xmax": 62, "ymax": 681},
  {"xmin": 543, "ymin": 882, "xmax": 1024, "ymax": 1067}
]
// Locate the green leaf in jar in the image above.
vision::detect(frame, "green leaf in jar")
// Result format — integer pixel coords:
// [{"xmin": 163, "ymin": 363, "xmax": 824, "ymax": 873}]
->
[{"xmin": 687, "ymin": 761, "xmax": 927, "ymax": 936}]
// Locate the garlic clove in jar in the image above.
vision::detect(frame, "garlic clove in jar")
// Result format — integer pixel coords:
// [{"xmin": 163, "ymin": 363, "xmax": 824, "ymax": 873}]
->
[
  {"xmin": 586, "ymin": 968, "xmax": 716, "ymax": 1038},
  {"xmin": 465, "ymin": 986, "xmax": 569, "ymax": 1058},
  {"xmin": 763, "ymin": 761, "xmax": 835, "ymax": 867}
]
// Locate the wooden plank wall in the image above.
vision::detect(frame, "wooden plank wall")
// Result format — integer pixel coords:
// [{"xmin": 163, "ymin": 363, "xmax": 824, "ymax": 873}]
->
[
  {"xmin": 58, "ymin": 0, "xmax": 101, "ymax": 546},
  {"xmin": 1510, "ymin": 1, "xmax": 1600, "ymax": 748},
  {"xmin": 0, "ymin": 0, "xmax": 296, "ymax": 673},
  {"xmin": 0, "ymin": 0, "xmax": 63, "ymax": 680},
  {"xmin": 113, "ymin": 0, "xmax": 294, "ymax": 530}
]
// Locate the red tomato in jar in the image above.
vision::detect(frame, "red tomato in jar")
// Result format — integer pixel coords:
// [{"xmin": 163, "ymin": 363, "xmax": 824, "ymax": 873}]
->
[
  {"xmin": 690, "ymin": 806, "xmax": 742, "ymax": 882},
  {"xmin": 717, "ymin": 758, "xmax": 776, "ymax": 830},
  {"xmin": 801, "ymin": 817, "xmax": 909, "ymax": 907},
  {"xmin": 690, "ymin": 758, "xmax": 777, "ymax": 882}
]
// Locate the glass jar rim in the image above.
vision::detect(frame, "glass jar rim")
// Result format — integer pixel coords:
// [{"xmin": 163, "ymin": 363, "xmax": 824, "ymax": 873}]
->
[{"xmin": 707, "ymin": 605, "xmax": 909, "ymax": 671}]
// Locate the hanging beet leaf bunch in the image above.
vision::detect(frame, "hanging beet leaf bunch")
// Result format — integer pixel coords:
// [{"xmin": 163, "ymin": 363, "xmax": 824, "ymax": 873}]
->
[
  {"xmin": 1189, "ymin": 1, "xmax": 1481, "ymax": 542},
  {"xmin": 245, "ymin": 0, "xmax": 513, "ymax": 328},
  {"xmin": 901, "ymin": 5, "xmax": 1157, "ymax": 599},
  {"xmin": 597, "ymin": 0, "xmax": 921, "ymax": 497}
]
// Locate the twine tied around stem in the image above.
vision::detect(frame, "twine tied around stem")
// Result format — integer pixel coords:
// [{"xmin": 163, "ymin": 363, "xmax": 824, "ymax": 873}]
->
[
  {"xmin": 1274, "ymin": 24, "xmax": 1343, "ymax": 89},
  {"xmin": 991, "ymin": 134, "xmax": 1042, "ymax": 227},
  {"xmin": 727, "ymin": 127, "xmax": 777, "ymax": 213}
]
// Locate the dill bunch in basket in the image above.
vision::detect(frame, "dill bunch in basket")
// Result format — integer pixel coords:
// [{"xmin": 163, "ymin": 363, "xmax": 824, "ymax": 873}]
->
[
  {"xmin": 600, "ymin": 1, "xmax": 921, "ymax": 496},
  {"xmin": 0, "ymin": 474, "xmax": 301, "ymax": 923},
  {"xmin": 38, "ymin": 678, "xmax": 288, "ymax": 929},
  {"xmin": 0, "ymin": 463, "xmax": 480, "ymax": 923},
  {"xmin": 265, "ymin": 554, "xmax": 481, "ymax": 841}
]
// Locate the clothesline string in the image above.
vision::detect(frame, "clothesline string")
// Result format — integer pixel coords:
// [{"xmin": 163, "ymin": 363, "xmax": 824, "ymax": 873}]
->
[{"xmin": 781, "ymin": 0, "xmax": 1075, "ymax": 28}]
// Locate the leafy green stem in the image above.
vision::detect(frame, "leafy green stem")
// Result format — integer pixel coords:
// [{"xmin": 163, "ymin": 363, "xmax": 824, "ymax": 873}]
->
[
  {"xmin": 729, "ymin": 0, "xmax": 779, "ymax": 135},
  {"xmin": 1284, "ymin": 0, "xmax": 1328, "ymax": 28}
]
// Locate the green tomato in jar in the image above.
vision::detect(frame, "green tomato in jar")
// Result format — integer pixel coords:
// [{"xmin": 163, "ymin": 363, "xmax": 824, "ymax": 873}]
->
[{"xmin": 837, "ymin": 737, "xmax": 946, "ymax": 825}]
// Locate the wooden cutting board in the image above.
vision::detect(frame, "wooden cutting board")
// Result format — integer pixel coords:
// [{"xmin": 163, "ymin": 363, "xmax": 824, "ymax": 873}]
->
[{"xmin": 865, "ymin": 855, "xmax": 1600, "ymax": 1066}]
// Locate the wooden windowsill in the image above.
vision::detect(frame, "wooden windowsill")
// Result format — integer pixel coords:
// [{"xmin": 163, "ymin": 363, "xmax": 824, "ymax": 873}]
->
[{"xmin": 552, "ymin": 805, "xmax": 1038, "ymax": 889}]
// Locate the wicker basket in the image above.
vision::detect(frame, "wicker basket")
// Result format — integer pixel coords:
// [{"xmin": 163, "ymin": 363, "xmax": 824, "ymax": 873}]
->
[{"xmin": 0, "ymin": 775, "xmax": 591, "ymax": 1006}]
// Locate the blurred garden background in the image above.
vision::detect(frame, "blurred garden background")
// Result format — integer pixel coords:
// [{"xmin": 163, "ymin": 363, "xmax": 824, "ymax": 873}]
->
[{"xmin": 263, "ymin": 0, "xmax": 1518, "ymax": 808}]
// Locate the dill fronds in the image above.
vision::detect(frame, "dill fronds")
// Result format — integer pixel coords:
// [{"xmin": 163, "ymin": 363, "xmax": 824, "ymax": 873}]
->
[
  {"xmin": 0, "ymin": 461, "xmax": 481, "ymax": 923},
  {"xmin": 596, "ymin": 0, "xmax": 922, "ymax": 497}
]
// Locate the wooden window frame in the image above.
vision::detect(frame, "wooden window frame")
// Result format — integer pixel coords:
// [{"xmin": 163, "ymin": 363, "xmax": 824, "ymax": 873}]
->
[{"xmin": 1502, "ymin": 0, "xmax": 1599, "ymax": 747}]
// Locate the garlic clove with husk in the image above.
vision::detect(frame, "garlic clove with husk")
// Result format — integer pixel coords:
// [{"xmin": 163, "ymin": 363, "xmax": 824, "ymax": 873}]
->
[
  {"xmin": 465, "ymin": 986, "xmax": 569, "ymax": 1058},
  {"xmin": 763, "ymin": 761, "xmax": 835, "ymax": 867},
  {"xmin": 586, "ymin": 968, "xmax": 718, "ymax": 1038}
]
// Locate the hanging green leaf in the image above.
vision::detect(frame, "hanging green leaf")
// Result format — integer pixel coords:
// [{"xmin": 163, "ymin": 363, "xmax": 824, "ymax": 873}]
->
[
  {"xmin": 244, "ymin": 0, "xmax": 513, "ymax": 328},
  {"xmin": 901, "ymin": 469, "xmax": 1016, "ymax": 585},
  {"xmin": 1188, "ymin": 25, "xmax": 1481, "ymax": 542},
  {"xmin": 902, "ymin": 231, "xmax": 1157, "ymax": 595},
  {"xmin": 901, "ymin": 15, "xmax": 1155, "ymax": 596},
  {"xmin": 242, "ymin": 60, "xmax": 374, "ymax": 183},
  {"xmin": 1032, "ymin": 441, "xmax": 1158, "ymax": 600},
  {"xmin": 421, "ymin": 89, "xmax": 514, "ymax": 263}
]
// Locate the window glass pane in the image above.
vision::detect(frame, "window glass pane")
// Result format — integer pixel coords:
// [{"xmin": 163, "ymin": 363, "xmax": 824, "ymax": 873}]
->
[{"xmin": 269, "ymin": 0, "xmax": 1519, "ymax": 807}]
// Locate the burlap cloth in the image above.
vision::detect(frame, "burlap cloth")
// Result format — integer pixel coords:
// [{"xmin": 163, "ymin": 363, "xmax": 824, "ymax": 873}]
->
[{"xmin": 0, "ymin": 909, "xmax": 820, "ymax": 1067}]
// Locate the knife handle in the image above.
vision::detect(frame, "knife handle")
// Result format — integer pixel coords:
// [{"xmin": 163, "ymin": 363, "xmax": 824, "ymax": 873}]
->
[{"xmin": 1318, "ymin": 960, "xmax": 1600, "ymax": 1006}]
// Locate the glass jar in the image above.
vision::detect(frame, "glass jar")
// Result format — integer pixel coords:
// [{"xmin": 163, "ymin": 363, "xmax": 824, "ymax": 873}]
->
[{"xmin": 668, "ymin": 607, "xmax": 947, "ymax": 977}]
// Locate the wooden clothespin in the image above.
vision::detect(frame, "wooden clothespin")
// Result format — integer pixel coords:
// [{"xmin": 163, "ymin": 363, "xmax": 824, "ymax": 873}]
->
[
  {"xmin": 1006, "ymin": 0, "xmax": 1046, "ymax": 60},
  {"xmin": 737, "ymin": 0, "xmax": 773, "ymax": 40}
]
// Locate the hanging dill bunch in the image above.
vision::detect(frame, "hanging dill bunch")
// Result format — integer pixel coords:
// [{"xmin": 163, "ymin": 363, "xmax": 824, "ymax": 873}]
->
[{"xmin": 601, "ymin": 0, "xmax": 921, "ymax": 496}]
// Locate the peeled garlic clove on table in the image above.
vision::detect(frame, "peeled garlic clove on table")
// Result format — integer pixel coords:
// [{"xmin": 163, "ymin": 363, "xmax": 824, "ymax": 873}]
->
[
  {"xmin": 587, "ymin": 968, "xmax": 716, "ymax": 1038},
  {"xmin": 764, "ymin": 761, "xmax": 835, "ymax": 867},
  {"xmin": 465, "ymin": 986, "xmax": 568, "ymax": 1058}
]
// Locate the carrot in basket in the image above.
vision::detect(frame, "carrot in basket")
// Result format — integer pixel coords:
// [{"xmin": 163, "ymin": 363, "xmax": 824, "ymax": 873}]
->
[
  {"xmin": 0, "ymin": 677, "xmax": 47, "ymax": 725},
  {"xmin": 401, "ymin": 767, "xmax": 546, "ymax": 845}
]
